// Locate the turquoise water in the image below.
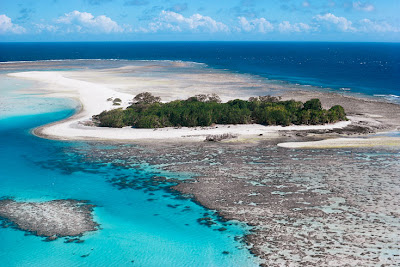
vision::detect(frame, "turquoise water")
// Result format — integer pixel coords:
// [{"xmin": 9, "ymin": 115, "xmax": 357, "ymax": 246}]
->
[{"xmin": 0, "ymin": 77, "xmax": 258, "ymax": 266}]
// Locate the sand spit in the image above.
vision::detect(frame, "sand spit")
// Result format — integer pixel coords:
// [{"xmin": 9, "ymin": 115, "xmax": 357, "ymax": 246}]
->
[
  {"xmin": 0, "ymin": 199, "xmax": 98, "ymax": 240},
  {"xmin": 4, "ymin": 60, "xmax": 400, "ymax": 147},
  {"xmin": 8, "ymin": 69, "xmax": 355, "ymax": 143}
]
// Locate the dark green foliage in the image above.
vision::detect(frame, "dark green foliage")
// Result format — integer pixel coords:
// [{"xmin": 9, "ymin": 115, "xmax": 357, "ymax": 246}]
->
[
  {"xmin": 303, "ymin": 98, "xmax": 322, "ymax": 111},
  {"xmin": 328, "ymin": 105, "xmax": 347, "ymax": 122},
  {"xmin": 96, "ymin": 93, "xmax": 347, "ymax": 128},
  {"xmin": 249, "ymin": 95, "xmax": 282, "ymax": 103},
  {"xmin": 133, "ymin": 92, "xmax": 161, "ymax": 104},
  {"xmin": 188, "ymin": 93, "xmax": 222, "ymax": 103},
  {"xmin": 97, "ymin": 108, "xmax": 125, "ymax": 128}
]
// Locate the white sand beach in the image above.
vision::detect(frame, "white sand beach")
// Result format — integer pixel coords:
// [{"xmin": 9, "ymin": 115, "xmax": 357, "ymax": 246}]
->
[{"xmin": 8, "ymin": 69, "xmax": 356, "ymax": 142}]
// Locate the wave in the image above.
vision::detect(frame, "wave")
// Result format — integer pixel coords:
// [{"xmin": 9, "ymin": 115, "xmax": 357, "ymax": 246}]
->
[
  {"xmin": 0, "ymin": 58, "xmax": 208, "ymax": 67},
  {"xmin": 374, "ymin": 94, "xmax": 400, "ymax": 98},
  {"xmin": 373, "ymin": 94, "xmax": 400, "ymax": 105},
  {"xmin": 0, "ymin": 59, "xmax": 118, "ymax": 64}
]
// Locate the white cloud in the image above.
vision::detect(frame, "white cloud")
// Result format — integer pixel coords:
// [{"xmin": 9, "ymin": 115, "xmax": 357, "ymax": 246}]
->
[
  {"xmin": 143, "ymin": 11, "xmax": 229, "ymax": 33},
  {"xmin": 358, "ymin": 19, "xmax": 399, "ymax": 33},
  {"xmin": 278, "ymin": 21, "xmax": 311, "ymax": 32},
  {"xmin": 56, "ymin": 11, "xmax": 128, "ymax": 33},
  {"xmin": 0, "ymin": 14, "xmax": 26, "ymax": 34},
  {"xmin": 35, "ymin": 23, "xmax": 58, "ymax": 33},
  {"xmin": 353, "ymin": 1, "xmax": 375, "ymax": 12},
  {"xmin": 315, "ymin": 13, "xmax": 356, "ymax": 32},
  {"xmin": 238, "ymin": 17, "xmax": 273, "ymax": 33}
]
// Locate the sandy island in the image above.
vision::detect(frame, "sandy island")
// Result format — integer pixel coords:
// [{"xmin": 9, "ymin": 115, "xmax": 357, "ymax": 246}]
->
[
  {"xmin": 7, "ymin": 64, "xmax": 400, "ymax": 147},
  {"xmin": 4, "ymin": 61, "xmax": 400, "ymax": 265}
]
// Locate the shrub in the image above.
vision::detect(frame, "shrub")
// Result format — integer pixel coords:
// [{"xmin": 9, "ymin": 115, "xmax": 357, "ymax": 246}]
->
[
  {"xmin": 96, "ymin": 92, "xmax": 346, "ymax": 129},
  {"xmin": 98, "ymin": 109, "xmax": 124, "ymax": 128},
  {"xmin": 303, "ymin": 98, "xmax": 322, "ymax": 111},
  {"xmin": 133, "ymin": 92, "xmax": 161, "ymax": 104}
]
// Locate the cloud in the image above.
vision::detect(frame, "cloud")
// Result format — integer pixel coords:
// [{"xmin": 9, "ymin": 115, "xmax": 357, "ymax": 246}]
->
[
  {"xmin": 278, "ymin": 21, "xmax": 312, "ymax": 32},
  {"xmin": 352, "ymin": 1, "xmax": 375, "ymax": 12},
  {"xmin": 35, "ymin": 23, "xmax": 58, "ymax": 33},
  {"xmin": 358, "ymin": 19, "xmax": 399, "ymax": 33},
  {"xmin": 238, "ymin": 17, "xmax": 273, "ymax": 33},
  {"xmin": 142, "ymin": 11, "xmax": 229, "ymax": 33},
  {"xmin": 56, "ymin": 11, "xmax": 128, "ymax": 33},
  {"xmin": 315, "ymin": 13, "xmax": 356, "ymax": 32},
  {"xmin": 124, "ymin": 0, "xmax": 149, "ymax": 6},
  {"xmin": 313, "ymin": 13, "xmax": 398, "ymax": 33},
  {"xmin": 0, "ymin": 14, "xmax": 26, "ymax": 34}
]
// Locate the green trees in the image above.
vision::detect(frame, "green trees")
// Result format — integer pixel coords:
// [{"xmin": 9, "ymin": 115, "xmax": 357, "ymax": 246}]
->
[
  {"xmin": 96, "ymin": 92, "xmax": 347, "ymax": 128},
  {"xmin": 303, "ymin": 98, "xmax": 322, "ymax": 111},
  {"xmin": 188, "ymin": 93, "xmax": 222, "ymax": 103},
  {"xmin": 133, "ymin": 92, "xmax": 161, "ymax": 104},
  {"xmin": 97, "ymin": 108, "xmax": 125, "ymax": 128},
  {"xmin": 328, "ymin": 105, "xmax": 346, "ymax": 122}
]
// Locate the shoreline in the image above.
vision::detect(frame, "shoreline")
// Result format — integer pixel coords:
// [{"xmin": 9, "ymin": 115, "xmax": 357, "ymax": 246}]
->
[
  {"xmin": 4, "ymin": 60, "xmax": 400, "ymax": 265},
  {"xmin": 8, "ymin": 66, "xmax": 400, "ymax": 147}
]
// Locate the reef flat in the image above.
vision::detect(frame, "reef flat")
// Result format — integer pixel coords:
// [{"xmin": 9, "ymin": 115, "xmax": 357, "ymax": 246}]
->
[
  {"xmin": 0, "ymin": 199, "xmax": 98, "ymax": 240},
  {"xmin": 74, "ymin": 140, "xmax": 400, "ymax": 266},
  {"xmin": 6, "ymin": 60, "xmax": 400, "ymax": 146}
]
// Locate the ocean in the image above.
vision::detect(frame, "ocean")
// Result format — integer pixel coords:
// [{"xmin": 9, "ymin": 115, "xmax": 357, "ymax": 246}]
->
[
  {"xmin": 0, "ymin": 42, "xmax": 399, "ymax": 266},
  {"xmin": 1, "ymin": 42, "xmax": 399, "ymax": 100}
]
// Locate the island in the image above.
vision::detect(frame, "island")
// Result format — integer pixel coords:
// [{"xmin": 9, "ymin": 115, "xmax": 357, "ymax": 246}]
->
[
  {"xmin": 4, "ymin": 60, "xmax": 400, "ymax": 266},
  {"xmin": 8, "ymin": 61, "xmax": 399, "ymax": 147},
  {"xmin": 94, "ymin": 92, "xmax": 347, "ymax": 130}
]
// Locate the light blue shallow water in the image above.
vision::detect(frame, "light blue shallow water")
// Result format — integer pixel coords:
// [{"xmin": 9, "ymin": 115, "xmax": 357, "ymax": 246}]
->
[{"xmin": 0, "ymin": 78, "xmax": 259, "ymax": 266}]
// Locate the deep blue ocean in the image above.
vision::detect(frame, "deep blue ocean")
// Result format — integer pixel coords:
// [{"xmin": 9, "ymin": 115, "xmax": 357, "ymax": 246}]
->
[
  {"xmin": 0, "ymin": 42, "xmax": 399, "ymax": 266},
  {"xmin": 1, "ymin": 42, "xmax": 399, "ymax": 98}
]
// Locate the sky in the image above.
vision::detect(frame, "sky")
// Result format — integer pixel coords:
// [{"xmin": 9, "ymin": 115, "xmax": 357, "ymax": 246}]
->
[{"xmin": 0, "ymin": 0, "xmax": 399, "ymax": 42}]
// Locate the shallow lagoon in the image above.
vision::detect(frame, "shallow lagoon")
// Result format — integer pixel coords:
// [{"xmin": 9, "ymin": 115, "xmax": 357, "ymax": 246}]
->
[{"xmin": 0, "ymin": 75, "xmax": 259, "ymax": 266}]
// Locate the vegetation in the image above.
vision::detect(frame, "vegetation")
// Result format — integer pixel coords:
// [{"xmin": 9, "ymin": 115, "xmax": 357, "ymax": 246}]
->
[
  {"xmin": 133, "ymin": 92, "xmax": 161, "ymax": 104},
  {"xmin": 113, "ymin": 98, "xmax": 122, "ymax": 106},
  {"xmin": 93, "ymin": 92, "xmax": 347, "ymax": 128}
]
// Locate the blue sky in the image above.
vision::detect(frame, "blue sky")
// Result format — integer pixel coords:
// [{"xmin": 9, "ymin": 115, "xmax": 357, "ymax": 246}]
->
[{"xmin": 1, "ymin": 0, "xmax": 399, "ymax": 41}]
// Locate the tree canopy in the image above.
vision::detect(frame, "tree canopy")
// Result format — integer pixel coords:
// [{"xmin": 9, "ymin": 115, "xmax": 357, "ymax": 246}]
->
[
  {"xmin": 133, "ymin": 92, "xmax": 161, "ymax": 104},
  {"xmin": 93, "ymin": 92, "xmax": 347, "ymax": 128}
]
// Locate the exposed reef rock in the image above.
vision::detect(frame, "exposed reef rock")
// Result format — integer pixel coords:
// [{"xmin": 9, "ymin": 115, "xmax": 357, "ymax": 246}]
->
[
  {"xmin": 0, "ymin": 199, "xmax": 98, "ymax": 239},
  {"xmin": 71, "ymin": 140, "xmax": 400, "ymax": 266}
]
